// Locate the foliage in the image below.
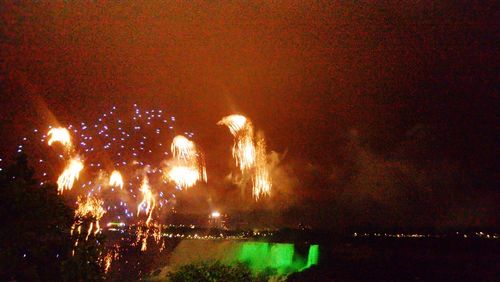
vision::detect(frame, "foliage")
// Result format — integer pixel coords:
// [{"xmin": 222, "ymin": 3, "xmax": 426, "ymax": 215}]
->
[
  {"xmin": 0, "ymin": 153, "xmax": 105, "ymax": 281},
  {"xmin": 61, "ymin": 232, "xmax": 106, "ymax": 282},
  {"xmin": 166, "ymin": 261, "xmax": 271, "ymax": 282},
  {"xmin": 0, "ymin": 154, "xmax": 73, "ymax": 280}
]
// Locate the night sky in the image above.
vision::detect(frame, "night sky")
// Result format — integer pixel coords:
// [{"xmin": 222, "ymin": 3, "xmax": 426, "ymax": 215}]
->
[{"xmin": 0, "ymin": 2, "xmax": 498, "ymax": 230}]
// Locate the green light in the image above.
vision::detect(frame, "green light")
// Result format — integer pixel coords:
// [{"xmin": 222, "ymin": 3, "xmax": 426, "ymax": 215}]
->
[
  {"xmin": 269, "ymin": 244, "xmax": 294, "ymax": 269},
  {"xmin": 305, "ymin": 244, "xmax": 319, "ymax": 269},
  {"xmin": 239, "ymin": 242, "xmax": 269, "ymax": 271},
  {"xmin": 236, "ymin": 242, "xmax": 319, "ymax": 274}
]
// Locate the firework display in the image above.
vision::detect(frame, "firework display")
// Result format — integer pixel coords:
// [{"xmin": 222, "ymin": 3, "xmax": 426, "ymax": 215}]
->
[
  {"xmin": 6, "ymin": 104, "xmax": 273, "ymax": 263},
  {"xmin": 21, "ymin": 105, "xmax": 199, "ymax": 224}
]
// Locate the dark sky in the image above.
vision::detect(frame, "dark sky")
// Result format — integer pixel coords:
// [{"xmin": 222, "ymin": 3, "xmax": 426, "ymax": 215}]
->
[{"xmin": 0, "ymin": 1, "xmax": 498, "ymax": 230}]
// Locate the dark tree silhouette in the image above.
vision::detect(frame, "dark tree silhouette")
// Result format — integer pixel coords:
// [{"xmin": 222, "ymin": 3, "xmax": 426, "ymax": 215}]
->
[
  {"xmin": 0, "ymin": 153, "xmax": 105, "ymax": 281},
  {"xmin": 61, "ymin": 228, "xmax": 106, "ymax": 282},
  {"xmin": 166, "ymin": 261, "xmax": 269, "ymax": 282}
]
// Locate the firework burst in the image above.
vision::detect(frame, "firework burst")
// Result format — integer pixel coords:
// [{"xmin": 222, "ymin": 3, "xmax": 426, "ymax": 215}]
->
[
  {"xmin": 47, "ymin": 127, "xmax": 72, "ymax": 150},
  {"xmin": 165, "ymin": 135, "xmax": 207, "ymax": 189},
  {"xmin": 218, "ymin": 115, "xmax": 256, "ymax": 171},
  {"xmin": 137, "ymin": 176, "xmax": 155, "ymax": 225},
  {"xmin": 219, "ymin": 114, "xmax": 272, "ymax": 199},
  {"xmin": 57, "ymin": 156, "xmax": 84, "ymax": 194},
  {"xmin": 109, "ymin": 170, "xmax": 124, "ymax": 189},
  {"xmin": 72, "ymin": 195, "xmax": 106, "ymax": 240}
]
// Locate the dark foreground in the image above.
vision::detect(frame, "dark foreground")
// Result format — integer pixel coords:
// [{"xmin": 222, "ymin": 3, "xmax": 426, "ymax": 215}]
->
[
  {"xmin": 288, "ymin": 237, "xmax": 499, "ymax": 281},
  {"xmin": 103, "ymin": 228, "xmax": 500, "ymax": 281}
]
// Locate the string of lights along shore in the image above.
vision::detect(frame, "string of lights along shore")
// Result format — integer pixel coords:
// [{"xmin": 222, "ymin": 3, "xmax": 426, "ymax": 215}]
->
[{"xmin": 12, "ymin": 104, "xmax": 273, "ymax": 251}]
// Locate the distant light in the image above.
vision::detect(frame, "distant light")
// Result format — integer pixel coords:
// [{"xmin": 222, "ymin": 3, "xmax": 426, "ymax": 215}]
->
[{"xmin": 211, "ymin": 211, "xmax": 221, "ymax": 218}]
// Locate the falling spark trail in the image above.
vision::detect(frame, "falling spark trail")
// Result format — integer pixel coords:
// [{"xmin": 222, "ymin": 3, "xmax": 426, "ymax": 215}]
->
[
  {"xmin": 137, "ymin": 176, "xmax": 155, "ymax": 225},
  {"xmin": 57, "ymin": 157, "xmax": 84, "ymax": 194},
  {"xmin": 218, "ymin": 115, "xmax": 272, "ymax": 199},
  {"xmin": 253, "ymin": 136, "xmax": 272, "ymax": 199},
  {"xmin": 218, "ymin": 115, "xmax": 256, "ymax": 171},
  {"xmin": 72, "ymin": 196, "xmax": 106, "ymax": 240},
  {"xmin": 165, "ymin": 135, "xmax": 207, "ymax": 189}
]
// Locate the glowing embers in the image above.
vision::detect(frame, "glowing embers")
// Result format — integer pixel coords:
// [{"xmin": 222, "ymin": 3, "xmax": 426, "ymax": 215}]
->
[
  {"xmin": 71, "ymin": 195, "xmax": 106, "ymax": 240},
  {"xmin": 102, "ymin": 247, "xmax": 120, "ymax": 274},
  {"xmin": 135, "ymin": 222, "xmax": 163, "ymax": 252},
  {"xmin": 164, "ymin": 135, "xmax": 207, "ymax": 189}
]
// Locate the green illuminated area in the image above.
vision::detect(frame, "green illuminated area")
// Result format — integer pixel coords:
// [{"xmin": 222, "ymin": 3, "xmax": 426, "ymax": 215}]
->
[
  {"xmin": 305, "ymin": 244, "xmax": 319, "ymax": 269},
  {"xmin": 237, "ymin": 242, "xmax": 319, "ymax": 274}
]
